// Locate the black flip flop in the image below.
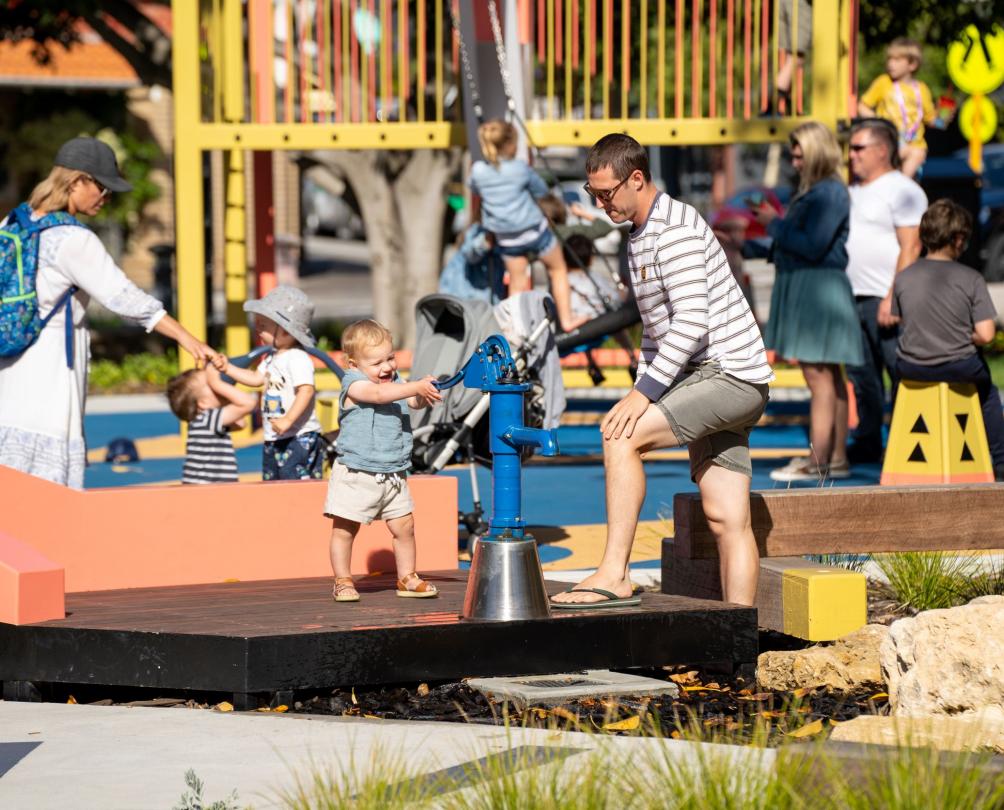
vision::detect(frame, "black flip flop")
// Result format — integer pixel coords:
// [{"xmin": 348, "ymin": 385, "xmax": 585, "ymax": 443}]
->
[{"xmin": 550, "ymin": 587, "xmax": 642, "ymax": 610}]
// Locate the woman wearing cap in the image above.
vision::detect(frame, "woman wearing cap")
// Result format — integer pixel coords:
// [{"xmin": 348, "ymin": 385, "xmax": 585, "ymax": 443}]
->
[{"xmin": 0, "ymin": 136, "xmax": 216, "ymax": 489}]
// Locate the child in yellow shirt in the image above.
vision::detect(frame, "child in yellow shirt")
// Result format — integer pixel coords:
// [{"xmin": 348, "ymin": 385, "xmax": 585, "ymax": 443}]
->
[{"xmin": 858, "ymin": 38, "xmax": 935, "ymax": 179}]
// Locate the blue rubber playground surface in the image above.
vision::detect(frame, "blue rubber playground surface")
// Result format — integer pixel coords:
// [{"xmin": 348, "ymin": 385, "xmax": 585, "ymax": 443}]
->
[{"xmin": 83, "ymin": 401, "xmax": 883, "ymax": 526}]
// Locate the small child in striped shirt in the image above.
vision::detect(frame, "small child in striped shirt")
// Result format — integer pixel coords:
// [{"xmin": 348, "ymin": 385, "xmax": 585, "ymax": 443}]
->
[{"xmin": 167, "ymin": 364, "xmax": 258, "ymax": 484}]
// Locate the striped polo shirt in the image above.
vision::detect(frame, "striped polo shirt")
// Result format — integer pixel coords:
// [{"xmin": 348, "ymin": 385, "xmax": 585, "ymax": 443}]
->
[
  {"xmin": 629, "ymin": 193, "xmax": 774, "ymax": 401},
  {"xmin": 182, "ymin": 408, "xmax": 238, "ymax": 484}
]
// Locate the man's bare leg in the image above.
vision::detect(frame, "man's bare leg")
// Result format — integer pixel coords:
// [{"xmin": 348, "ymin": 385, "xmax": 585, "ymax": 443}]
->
[
  {"xmin": 551, "ymin": 405, "xmax": 681, "ymax": 604},
  {"xmin": 695, "ymin": 463, "xmax": 759, "ymax": 605}
]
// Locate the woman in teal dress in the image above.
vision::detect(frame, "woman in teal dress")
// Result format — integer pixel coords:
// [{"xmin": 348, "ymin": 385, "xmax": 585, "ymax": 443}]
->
[{"xmin": 755, "ymin": 122, "xmax": 863, "ymax": 482}]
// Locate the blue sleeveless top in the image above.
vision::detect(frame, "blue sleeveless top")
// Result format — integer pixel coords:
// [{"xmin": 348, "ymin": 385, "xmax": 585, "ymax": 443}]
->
[{"xmin": 336, "ymin": 369, "xmax": 413, "ymax": 473}]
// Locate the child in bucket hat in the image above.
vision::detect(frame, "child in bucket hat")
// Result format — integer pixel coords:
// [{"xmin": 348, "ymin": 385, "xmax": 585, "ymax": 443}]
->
[{"xmin": 218, "ymin": 285, "xmax": 325, "ymax": 481}]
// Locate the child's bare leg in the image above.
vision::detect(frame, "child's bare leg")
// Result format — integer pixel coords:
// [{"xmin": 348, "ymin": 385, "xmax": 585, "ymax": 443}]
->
[
  {"xmin": 330, "ymin": 515, "xmax": 360, "ymax": 579},
  {"xmin": 386, "ymin": 513, "xmax": 417, "ymax": 580},
  {"xmin": 900, "ymin": 146, "xmax": 926, "ymax": 179},
  {"xmin": 538, "ymin": 243, "xmax": 578, "ymax": 331},
  {"xmin": 388, "ymin": 513, "xmax": 438, "ymax": 596},
  {"xmin": 504, "ymin": 255, "xmax": 532, "ymax": 294},
  {"xmin": 776, "ymin": 51, "xmax": 796, "ymax": 95}
]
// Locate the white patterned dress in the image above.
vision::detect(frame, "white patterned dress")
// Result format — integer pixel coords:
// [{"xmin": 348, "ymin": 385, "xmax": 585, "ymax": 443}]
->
[{"xmin": 0, "ymin": 220, "xmax": 165, "ymax": 489}]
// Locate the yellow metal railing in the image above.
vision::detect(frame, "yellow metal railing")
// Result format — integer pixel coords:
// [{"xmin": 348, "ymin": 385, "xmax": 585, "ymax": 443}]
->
[
  {"xmin": 178, "ymin": 0, "xmax": 854, "ymax": 151},
  {"xmin": 171, "ymin": 0, "xmax": 856, "ymax": 358}
]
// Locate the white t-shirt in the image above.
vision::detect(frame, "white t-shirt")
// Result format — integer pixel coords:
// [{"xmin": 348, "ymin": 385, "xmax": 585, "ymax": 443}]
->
[
  {"xmin": 846, "ymin": 171, "xmax": 927, "ymax": 298},
  {"xmin": 259, "ymin": 348, "xmax": 322, "ymax": 441}
]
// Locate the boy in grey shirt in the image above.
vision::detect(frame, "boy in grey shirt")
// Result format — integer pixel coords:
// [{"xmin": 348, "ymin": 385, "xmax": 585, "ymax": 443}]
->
[{"xmin": 892, "ymin": 199, "xmax": 1004, "ymax": 479}]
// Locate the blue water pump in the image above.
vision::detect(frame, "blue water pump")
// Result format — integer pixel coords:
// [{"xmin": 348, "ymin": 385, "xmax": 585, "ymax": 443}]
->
[{"xmin": 436, "ymin": 335, "xmax": 558, "ymax": 620}]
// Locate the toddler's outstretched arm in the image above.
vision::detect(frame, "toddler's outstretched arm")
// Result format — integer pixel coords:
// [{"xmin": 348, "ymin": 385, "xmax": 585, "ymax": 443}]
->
[
  {"xmin": 206, "ymin": 364, "xmax": 259, "ymax": 428},
  {"xmin": 346, "ymin": 376, "xmax": 443, "ymax": 408},
  {"xmin": 219, "ymin": 358, "xmax": 267, "ymax": 388}
]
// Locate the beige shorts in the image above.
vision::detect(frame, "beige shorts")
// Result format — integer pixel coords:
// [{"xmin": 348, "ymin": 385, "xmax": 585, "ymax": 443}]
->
[
  {"xmin": 778, "ymin": 0, "xmax": 812, "ymax": 54},
  {"xmin": 323, "ymin": 461, "xmax": 414, "ymax": 524},
  {"xmin": 655, "ymin": 363, "xmax": 769, "ymax": 481}
]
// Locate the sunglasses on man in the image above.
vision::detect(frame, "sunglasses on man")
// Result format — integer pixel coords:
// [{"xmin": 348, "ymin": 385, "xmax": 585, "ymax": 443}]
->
[{"xmin": 582, "ymin": 174, "xmax": 630, "ymax": 204}]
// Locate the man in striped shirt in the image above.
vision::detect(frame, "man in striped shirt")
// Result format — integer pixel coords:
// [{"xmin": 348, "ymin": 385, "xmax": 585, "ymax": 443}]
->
[{"xmin": 552, "ymin": 135, "xmax": 773, "ymax": 609}]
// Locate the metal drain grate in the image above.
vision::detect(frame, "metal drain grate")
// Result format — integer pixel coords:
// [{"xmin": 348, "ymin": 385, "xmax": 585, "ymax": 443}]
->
[{"xmin": 514, "ymin": 678, "xmax": 603, "ymax": 689}]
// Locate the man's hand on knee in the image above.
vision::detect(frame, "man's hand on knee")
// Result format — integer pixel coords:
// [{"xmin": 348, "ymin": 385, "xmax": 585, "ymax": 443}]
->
[{"xmin": 601, "ymin": 389, "xmax": 652, "ymax": 440}]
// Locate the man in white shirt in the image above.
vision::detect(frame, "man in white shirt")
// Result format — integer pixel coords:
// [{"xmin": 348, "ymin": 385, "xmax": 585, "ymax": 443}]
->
[
  {"xmin": 845, "ymin": 119, "xmax": 926, "ymax": 463},
  {"xmin": 551, "ymin": 135, "xmax": 773, "ymax": 609}
]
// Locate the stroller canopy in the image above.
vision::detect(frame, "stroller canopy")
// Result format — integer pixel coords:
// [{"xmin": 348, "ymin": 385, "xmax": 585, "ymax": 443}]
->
[{"xmin": 409, "ymin": 294, "xmax": 499, "ymax": 430}]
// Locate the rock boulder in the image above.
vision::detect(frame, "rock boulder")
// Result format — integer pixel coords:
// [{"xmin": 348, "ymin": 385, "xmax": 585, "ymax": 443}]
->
[
  {"xmin": 880, "ymin": 595, "xmax": 1004, "ymax": 718},
  {"xmin": 757, "ymin": 624, "xmax": 888, "ymax": 692}
]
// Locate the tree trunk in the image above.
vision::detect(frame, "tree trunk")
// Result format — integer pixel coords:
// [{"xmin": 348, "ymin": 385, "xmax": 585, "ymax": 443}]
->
[
  {"xmin": 308, "ymin": 148, "xmax": 459, "ymax": 349},
  {"xmin": 391, "ymin": 149, "xmax": 462, "ymax": 347}
]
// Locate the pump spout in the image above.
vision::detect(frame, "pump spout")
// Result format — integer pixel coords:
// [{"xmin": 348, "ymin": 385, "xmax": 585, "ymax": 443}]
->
[{"xmin": 502, "ymin": 426, "xmax": 559, "ymax": 457}]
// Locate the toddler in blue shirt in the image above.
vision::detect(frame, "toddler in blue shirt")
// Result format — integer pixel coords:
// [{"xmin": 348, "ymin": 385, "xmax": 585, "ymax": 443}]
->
[{"xmin": 323, "ymin": 319, "xmax": 442, "ymax": 602}]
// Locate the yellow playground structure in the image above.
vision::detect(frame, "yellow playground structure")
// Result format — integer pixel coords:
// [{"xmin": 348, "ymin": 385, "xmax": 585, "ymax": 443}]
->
[{"xmin": 171, "ymin": 0, "xmax": 858, "ymax": 360}]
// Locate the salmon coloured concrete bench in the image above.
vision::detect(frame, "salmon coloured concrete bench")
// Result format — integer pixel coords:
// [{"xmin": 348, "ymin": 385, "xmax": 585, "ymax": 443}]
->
[{"xmin": 0, "ymin": 465, "xmax": 458, "ymax": 624}]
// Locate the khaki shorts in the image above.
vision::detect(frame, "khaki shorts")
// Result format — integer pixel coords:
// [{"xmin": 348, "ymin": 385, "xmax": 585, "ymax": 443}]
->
[
  {"xmin": 655, "ymin": 363, "xmax": 769, "ymax": 481},
  {"xmin": 323, "ymin": 461, "xmax": 414, "ymax": 524},
  {"xmin": 778, "ymin": 0, "xmax": 812, "ymax": 54}
]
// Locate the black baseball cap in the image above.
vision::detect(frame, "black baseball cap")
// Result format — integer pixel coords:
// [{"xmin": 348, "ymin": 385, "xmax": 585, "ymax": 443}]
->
[{"xmin": 54, "ymin": 137, "xmax": 133, "ymax": 193}]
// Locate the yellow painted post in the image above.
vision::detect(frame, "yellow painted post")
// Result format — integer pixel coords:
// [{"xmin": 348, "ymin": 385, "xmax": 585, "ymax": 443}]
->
[
  {"xmin": 810, "ymin": 0, "xmax": 840, "ymax": 130},
  {"xmin": 224, "ymin": 150, "xmax": 250, "ymax": 359},
  {"xmin": 222, "ymin": 0, "xmax": 245, "ymax": 122},
  {"xmin": 173, "ymin": 0, "xmax": 207, "ymax": 373}
]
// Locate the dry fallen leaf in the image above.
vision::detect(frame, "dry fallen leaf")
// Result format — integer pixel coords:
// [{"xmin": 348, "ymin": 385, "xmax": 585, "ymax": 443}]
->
[
  {"xmin": 216, "ymin": 702, "xmax": 234, "ymax": 713},
  {"xmin": 668, "ymin": 671, "xmax": 700, "ymax": 686},
  {"xmin": 67, "ymin": 696, "xmax": 77, "ymax": 705},
  {"xmin": 363, "ymin": 713, "xmax": 382, "ymax": 720},
  {"xmin": 868, "ymin": 692, "xmax": 888, "ymax": 702},
  {"xmin": 351, "ymin": 688, "xmax": 358, "ymax": 705},
  {"xmin": 274, "ymin": 705, "xmax": 288, "ymax": 713},
  {"xmin": 670, "ymin": 730, "xmax": 681, "ymax": 739},
  {"xmin": 416, "ymin": 683, "xmax": 430, "ymax": 697},
  {"xmin": 791, "ymin": 687, "xmax": 811, "ymax": 699},
  {"xmin": 550, "ymin": 707, "xmax": 579, "ymax": 724},
  {"xmin": 738, "ymin": 692, "xmax": 772, "ymax": 702},
  {"xmin": 602, "ymin": 715, "xmax": 641, "ymax": 732},
  {"xmin": 787, "ymin": 718, "xmax": 824, "ymax": 738}
]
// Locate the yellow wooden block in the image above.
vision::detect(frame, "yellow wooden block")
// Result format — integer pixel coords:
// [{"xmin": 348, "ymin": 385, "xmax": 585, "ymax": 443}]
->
[
  {"xmin": 781, "ymin": 567, "xmax": 867, "ymax": 642},
  {"xmin": 881, "ymin": 380, "xmax": 993, "ymax": 484}
]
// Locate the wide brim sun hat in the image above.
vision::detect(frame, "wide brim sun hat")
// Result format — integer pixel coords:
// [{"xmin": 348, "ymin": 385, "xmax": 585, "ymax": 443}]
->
[
  {"xmin": 54, "ymin": 136, "xmax": 133, "ymax": 193},
  {"xmin": 243, "ymin": 285, "xmax": 316, "ymax": 348}
]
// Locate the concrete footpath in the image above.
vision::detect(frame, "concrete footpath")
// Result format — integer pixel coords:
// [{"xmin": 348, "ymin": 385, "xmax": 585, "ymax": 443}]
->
[{"xmin": 0, "ymin": 701, "xmax": 773, "ymax": 809}]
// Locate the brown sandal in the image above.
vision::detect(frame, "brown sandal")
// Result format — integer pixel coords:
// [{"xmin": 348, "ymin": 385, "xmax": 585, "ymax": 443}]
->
[
  {"xmin": 332, "ymin": 577, "xmax": 360, "ymax": 602},
  {"xmin": 396, "ymin": 572, "xmax": 438, "ymax": 598}
]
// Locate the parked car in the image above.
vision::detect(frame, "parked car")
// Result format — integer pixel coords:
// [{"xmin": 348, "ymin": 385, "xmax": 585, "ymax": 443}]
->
[{"xmin": 710, "ymin": 185, "xmax": 789, "ymax": 259}]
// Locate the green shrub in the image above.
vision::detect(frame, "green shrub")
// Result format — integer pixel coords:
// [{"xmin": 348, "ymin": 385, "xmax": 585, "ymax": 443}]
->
[
  {"xmin": 875, "ymin": 552, "xmax": 1004, "ymax": 612},
  {"xmin": 89, "ymin": 351, "xmax": 179, "ymax": 393}
]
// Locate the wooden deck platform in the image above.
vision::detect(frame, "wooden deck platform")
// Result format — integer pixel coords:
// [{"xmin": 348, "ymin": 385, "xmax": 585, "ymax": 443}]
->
[{"xmin": 0, "ymin": 572, "xmax": 756, "ymax": 709}]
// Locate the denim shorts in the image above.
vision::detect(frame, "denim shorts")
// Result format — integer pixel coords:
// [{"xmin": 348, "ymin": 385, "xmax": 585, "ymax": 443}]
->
[
  {"xmin": 262, "ymin": 431, "xmax": 325, "ymax": 481},
  {"xmin": 655, "ymin": 363, "xmax": 770, "ymax": 481},
  {"xmin": 497, "ymin": 227, "xmax": 556, "ymax": 259}
]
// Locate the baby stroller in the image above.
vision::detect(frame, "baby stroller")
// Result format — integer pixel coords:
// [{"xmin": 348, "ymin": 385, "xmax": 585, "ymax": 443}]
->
[{"xmin": 409, "ymin": 291, "xmax": 565, "ymax": 540}]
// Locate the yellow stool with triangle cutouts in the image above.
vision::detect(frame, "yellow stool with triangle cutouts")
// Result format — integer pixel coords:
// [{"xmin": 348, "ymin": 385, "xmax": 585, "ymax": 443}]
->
[{"xmin": 881, "ymin": 380, "xmax": 994, "ymax": 485}]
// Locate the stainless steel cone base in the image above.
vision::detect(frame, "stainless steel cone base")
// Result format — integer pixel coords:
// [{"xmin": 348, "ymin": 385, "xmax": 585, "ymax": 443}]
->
[{"xmin": 461, "ymin": 535, "xmax": 551, "ymax": 621}]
